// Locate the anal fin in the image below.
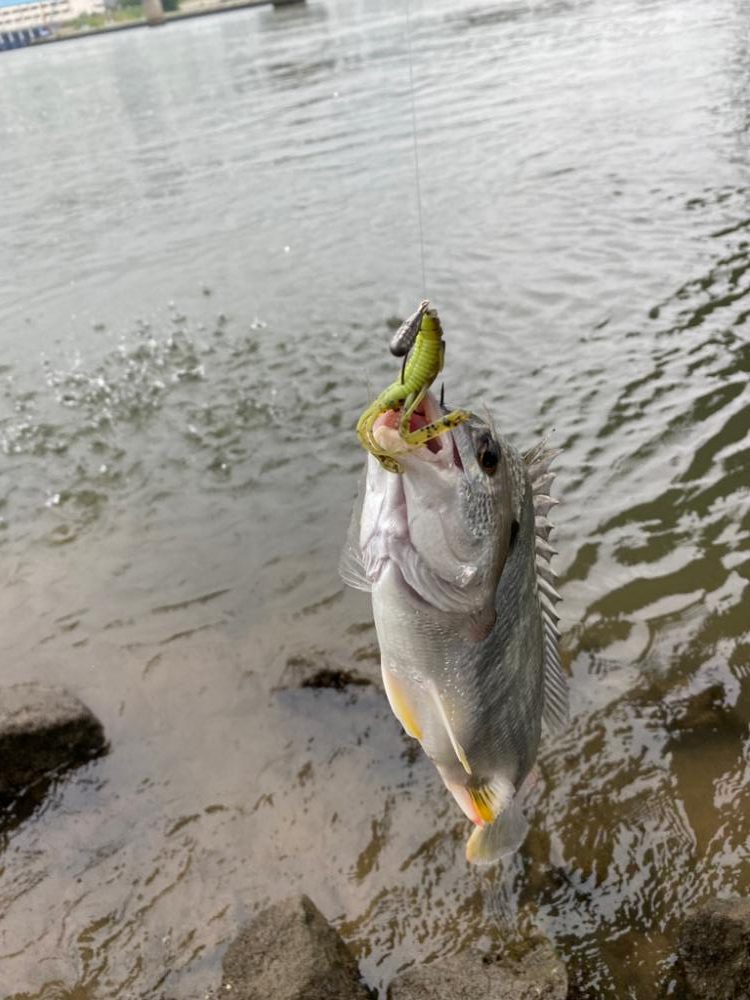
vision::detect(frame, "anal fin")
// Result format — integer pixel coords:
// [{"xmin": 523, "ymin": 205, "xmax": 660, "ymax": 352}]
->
[
  {"xmin": 465, "ymin": 788, "xmax": 528, "ymax": 866},
  {"xmin": 466, "ymin": 775, "xmax": 514, "ymax": 826}
]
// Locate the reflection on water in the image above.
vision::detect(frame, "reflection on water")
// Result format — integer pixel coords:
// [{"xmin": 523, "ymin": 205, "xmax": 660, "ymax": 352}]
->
[{"xmin": 0, "ymin": 0, "xmax": 748, "ymax": 997}]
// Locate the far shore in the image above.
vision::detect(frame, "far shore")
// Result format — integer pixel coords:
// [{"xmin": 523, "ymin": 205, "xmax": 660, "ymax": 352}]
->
[{"xmin": 4, "ymin": 0, "xmax": 303, "ymax": 48}]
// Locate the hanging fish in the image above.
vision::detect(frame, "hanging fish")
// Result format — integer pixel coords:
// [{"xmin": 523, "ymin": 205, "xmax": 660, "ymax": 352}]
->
[{"xmin": 340, "ymin": 306, "xmax": 568, "ymax": 864}]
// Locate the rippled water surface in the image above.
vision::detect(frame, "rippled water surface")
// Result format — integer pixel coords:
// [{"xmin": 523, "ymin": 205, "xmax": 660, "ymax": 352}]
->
[{"xmin": 1, "ymin": 0, "xmax": 749, "ymax": 996}]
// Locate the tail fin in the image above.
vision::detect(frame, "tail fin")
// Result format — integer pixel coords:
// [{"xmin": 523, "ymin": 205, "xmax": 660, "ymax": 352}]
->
[{"xmin": 465, "ymin": 795, "xmax": 529, "ymax": 866}]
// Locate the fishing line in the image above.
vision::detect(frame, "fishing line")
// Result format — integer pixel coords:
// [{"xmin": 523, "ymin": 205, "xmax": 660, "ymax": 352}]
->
[{"xmin": 405, "ymin": 0, "xmax": 428, "ymax": 299}]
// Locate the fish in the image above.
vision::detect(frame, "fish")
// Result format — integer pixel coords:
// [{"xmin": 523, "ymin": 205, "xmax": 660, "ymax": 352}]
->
[{"xmin": 340, "ymin": 390, "xmax": 568, "ymax": 864}]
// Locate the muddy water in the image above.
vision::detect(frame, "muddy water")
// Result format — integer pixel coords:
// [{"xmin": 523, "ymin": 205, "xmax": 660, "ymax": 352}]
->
[{"xmin": 0, "ymin": 0, "xmax": 748, "ymax": 996}]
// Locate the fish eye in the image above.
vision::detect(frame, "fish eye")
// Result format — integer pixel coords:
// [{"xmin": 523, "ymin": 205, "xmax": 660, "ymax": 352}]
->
[{"xmin": 477, "ymin": 437, "xmax": 500, "ymax": 475}]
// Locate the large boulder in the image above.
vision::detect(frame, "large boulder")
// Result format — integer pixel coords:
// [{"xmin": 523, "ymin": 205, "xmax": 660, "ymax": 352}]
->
[
  {"xmin": 0, "ymin": 684, "xmax": 106, "ymax": 796},
  {"xmin": 677, "ymin": 897, "xmax": 750, "ymax": 999},
  {"xmin": 221, "ymin": 894, "xmax": 372, "ymax": 1000},
  {"xmin": 387, "ymin": 940, "xmax": 567, "ymax": 1000}
]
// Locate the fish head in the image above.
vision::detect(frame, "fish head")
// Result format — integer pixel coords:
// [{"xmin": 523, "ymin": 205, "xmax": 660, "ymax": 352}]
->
[{"xmin": 362, "ymin": 391, "xmax": 518, "ymax": 628}]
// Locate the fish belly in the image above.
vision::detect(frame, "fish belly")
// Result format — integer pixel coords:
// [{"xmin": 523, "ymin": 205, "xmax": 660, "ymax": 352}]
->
[
  {"xmin": 372, "ymin": 563, "xmax": 471, "ymax": 766},
  {"xmin": 373, "ymin": 563, "xmax": 500, "ymax": 781}
]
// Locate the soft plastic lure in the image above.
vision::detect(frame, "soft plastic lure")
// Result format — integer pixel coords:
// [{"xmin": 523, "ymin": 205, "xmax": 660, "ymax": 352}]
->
[{"xmin": 357, "ymin": 300, "xmax": 472, "ymax": 473}]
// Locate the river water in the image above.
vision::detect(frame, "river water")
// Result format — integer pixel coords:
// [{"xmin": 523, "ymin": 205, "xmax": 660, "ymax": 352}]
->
[{"xmin": 1, "ymin": 0, "xmax": 748, "ymax": 996}]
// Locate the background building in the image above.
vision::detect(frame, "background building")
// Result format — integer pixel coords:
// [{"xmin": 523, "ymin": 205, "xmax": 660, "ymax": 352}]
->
[{"xmin": 0, "ymin": 0, "xmax": 105, "ymax": 31}]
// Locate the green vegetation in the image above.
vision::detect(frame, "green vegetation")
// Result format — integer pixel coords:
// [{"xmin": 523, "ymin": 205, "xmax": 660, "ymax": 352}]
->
[
  {"xmin": 63, "ymin": 6, "xmax": 143, "ymax": 29},
  {"xmin": 61, "ymin": 0, "xmax": 180, "ymax": 31}
]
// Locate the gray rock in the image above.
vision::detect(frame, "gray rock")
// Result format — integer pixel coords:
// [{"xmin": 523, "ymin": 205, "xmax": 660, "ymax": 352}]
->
[
  {"xmin": 387, "ymin": 940, "xmax": 567, "ymax": 1000},
  {"xmin": 221, "ymin": 894, "xmax": 372, "ymax": 1000},
  {"xmin": 0, "ymin": 684, "xmax": 106, "ymax": 795},
  {"xmin": 678, "ymin": 897, "xmax": 750, "ymax": 1000}
]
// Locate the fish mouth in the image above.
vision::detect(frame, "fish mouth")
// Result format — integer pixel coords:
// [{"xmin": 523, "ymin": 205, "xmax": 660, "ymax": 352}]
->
[{"xmin": 372, "ymin": 391, "xmax": 461, "ymax": 469}]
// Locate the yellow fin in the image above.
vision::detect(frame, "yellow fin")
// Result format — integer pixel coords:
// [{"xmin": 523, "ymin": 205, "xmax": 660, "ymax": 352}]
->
[
  {"xmin": 465, "ymin": 787, "xmax": 528, "ymax": 866},
  {"xmin": 441, "ymin": 775, "xmax": 484, "ymax": 826},
  {"xmin": 430, "ymin": 682, "xmax": 471, "ymax": 775},
  {"xmin": 382, "ymin": 669, "xmax": 422, "ymax": 740},
  {"xmin": 466, "ymin": 776, "xmax": 515, "ymax": 827},
  {"xmin": 468, "ymin": 788, "xmax": 496, "ymax": 825}
]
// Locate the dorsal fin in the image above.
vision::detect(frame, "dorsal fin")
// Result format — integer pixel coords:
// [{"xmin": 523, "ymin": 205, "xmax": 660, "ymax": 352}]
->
[{"xmin": 523, "ymin": 439, "xmax": 569, "ymax": 735}]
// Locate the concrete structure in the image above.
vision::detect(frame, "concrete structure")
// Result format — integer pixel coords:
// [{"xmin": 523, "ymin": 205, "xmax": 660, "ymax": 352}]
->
[
  {"xmin": 142, "ymin": 0, "xmax": 162, "ymax": 23},
  {"xmin": 0, "ymin": 0, "xmax": 104, "ymax": 30}
]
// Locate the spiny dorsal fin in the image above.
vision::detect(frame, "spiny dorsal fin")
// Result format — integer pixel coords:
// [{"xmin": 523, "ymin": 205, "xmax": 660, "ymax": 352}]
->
[
  {"xmin": 524, "ymin": 441, "xmax": 563, "ymax": 482},
  {"xmin": 524, "ymin": 439, "xmax": 569, "ymax": 735}
]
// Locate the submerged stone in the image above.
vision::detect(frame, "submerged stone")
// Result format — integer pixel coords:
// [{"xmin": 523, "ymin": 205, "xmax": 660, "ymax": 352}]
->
[
  {"xmin": 300, "ymin": 667, "xmax": 372, "ymax": 691},
  {"xmin": 0, "ymin": 683, "xmax": 106, "ymax": 796},
  {"xmin": 221, "ymin": 894, "xmax": 372, "ymax": 1000},
  {"xmin": 387, "ymin": 940, "xmax": 567, "ymax": 1000},
  {"xmin": 276, "ymin": 651, "xmax": 377, "ymax": 691},
  {"xmin": 678, "ymin": 896, "xmax": 750, "ymax": 1000}
]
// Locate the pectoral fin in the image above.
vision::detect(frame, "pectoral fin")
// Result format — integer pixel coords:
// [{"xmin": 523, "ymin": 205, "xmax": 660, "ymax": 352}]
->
[
  {"xmin": 463, "ymin": 605, "xmax": 497, "ymax": 643},
  {"xmin": 338, "ymin": 475, "xmax": 372, "ymax": 592}
]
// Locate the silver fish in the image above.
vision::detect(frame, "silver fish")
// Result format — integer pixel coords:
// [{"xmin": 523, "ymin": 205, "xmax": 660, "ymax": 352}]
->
[{"xmin": 340, "ymin": 391, "xmax": 568, "ymax": 864}]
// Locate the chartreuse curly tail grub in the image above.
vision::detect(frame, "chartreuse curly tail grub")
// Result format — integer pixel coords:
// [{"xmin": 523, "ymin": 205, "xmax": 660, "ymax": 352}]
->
[{"xmin": 356, "ymin": 300, "xmax": 472, "ymax": 474}]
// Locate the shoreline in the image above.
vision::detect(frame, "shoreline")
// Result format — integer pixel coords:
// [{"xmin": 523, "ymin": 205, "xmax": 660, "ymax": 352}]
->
[{"xmin": 2, "ymin": 0, "xmax": 303, "ymax": 48}]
